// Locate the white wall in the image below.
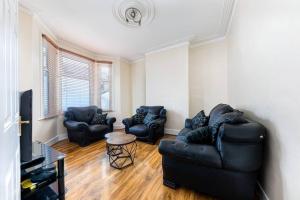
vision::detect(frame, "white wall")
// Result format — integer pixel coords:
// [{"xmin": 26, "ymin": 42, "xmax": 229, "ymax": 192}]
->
[
  {"xmin": 131, "ymin": 59, "xmax": 146, "ymax": 113},
  {"xmin": 145, "ymin": 43, "xmax": 189, "ymax": 133},
  {"xmin": 119, "ymin": 59, "xmax": 132, "ymax": 120},
  {"xmin": 227, "ymin": 0, "xmax": 300, "ymax": 199},
  {"xmin": 19, "ymin": 9, "xmax": 58, "ymax": 142},
  {"xmin": 189, "ymin": 39, "xmax": 228, "ymax": 116}
]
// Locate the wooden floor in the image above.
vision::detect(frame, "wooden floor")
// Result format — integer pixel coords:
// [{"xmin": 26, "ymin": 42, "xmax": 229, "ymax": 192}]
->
[{"xmin": 52, "ymin": 135, "xmax": 216, "ymax": 200}]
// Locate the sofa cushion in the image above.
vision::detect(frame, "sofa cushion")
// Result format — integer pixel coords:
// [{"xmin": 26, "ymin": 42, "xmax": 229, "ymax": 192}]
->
[
  {"xmin": 159, "ymin": 139, "xmax": 222, "ymax": 169},
  {"xmin": 143, "ymin": 113, "xmax": 158, "ymax": 125},
  {"xmin": 90, "ymin": 113, "xmax": 107, "ymax": 125},
  {"xmin": 210, "ymin": 110, "xmax": 247, "ymax": 142},
  {"xmin": 177, "ymin": 128, "xmax": 192, "ymax": 142},
  {"xmin": 186, "ymin": 126, "xmax": 212, "ymax": 144},
  {"xmin": 208, "ymin": 104, "xmax": 234, "ymax": 127},
  {"xmin": 88, "ymin": 124, "xmax": 109, "ymax": 133},
  {"xmin": 178, "ymin": 128, "xmax": 192, "ymax": 136},
  {"xmin": 176, "ymin": 135, "xmax": 188, "ymax": 142},
  {"xmin": 138, "ymin": 106, "xmax": 164, "ymax": 115},
  {"xmin": 191, "ymin": 110, "xmax": 209, "ymax": 129},
  {"xmin": 129, "ymin": 124, "xmax": 148, "ymax": 137},
  {"xmin": 133, "ymin": 112, "xmax": 146, "ymax": 124}
]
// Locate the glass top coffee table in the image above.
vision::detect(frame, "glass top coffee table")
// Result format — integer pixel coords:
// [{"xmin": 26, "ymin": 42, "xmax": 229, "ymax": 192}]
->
[{"xmin": 105, "ymin": 132, "xmax": 137, "ymax": 169}]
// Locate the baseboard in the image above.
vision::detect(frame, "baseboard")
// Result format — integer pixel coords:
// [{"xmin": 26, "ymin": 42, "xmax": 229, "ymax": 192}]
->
[
  {"xmin": 45, "ymin": 133, "xmax": 68, "ymax": 146},
  {"xmin": 257, "ymin": 181, "xmax": 270, "ymax": 200},
  {"xmin": 45, "ymin": 128, "xmax": 178, "ymax": 146},
  {"xmin": 58, "ymin": 133, "xmax": 68, "ymax": 141},
  {"xmin": 164, "ymin": 128, "xmax": 180, "ymax": 135},
  {"xmin": 45, "ymin": 135, "xmax": 60, "ymax": 146},
  {"xmin": 114, "ymin": 125, "xmax": 125, "ymax": 130}
]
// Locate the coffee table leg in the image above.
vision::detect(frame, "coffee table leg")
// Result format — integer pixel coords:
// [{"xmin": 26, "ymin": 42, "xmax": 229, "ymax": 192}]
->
[
  {"xmin": 108, "ymin": 142, "xmax": 137, "ymax": 169},
  {"xmin": 106, "ymin": 143, "xmax": 110, "ymax": 155},
  {"xmin": 123, "ymin": 141, "xmax": 137, "ymax": 164}
]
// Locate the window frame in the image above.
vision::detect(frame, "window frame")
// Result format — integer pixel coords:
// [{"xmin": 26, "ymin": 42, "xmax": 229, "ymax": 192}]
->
[
  {"xmin": 41, "ymin": 37, "xmax": 58, "ymax": 119},
  {"xmin": 97, "ymin": 63, "xmax": 113, "ymax": 112}
]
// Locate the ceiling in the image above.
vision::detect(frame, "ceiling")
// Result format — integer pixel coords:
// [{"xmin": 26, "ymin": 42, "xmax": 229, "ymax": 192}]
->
[{"xmin": 20, "ymin": 0, "xmax": 235, "ymax": 61}]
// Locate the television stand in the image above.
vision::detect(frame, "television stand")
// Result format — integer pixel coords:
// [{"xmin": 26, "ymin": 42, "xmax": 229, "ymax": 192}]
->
[{"xmin": 21, "ymin": 142, "xmax": 66, "ymax": 200}]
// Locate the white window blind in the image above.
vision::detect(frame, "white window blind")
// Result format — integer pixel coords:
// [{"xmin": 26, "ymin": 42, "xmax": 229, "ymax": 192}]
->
[
  {"xmin": 42, "ymin": 37, "xmax": 58, "ymax": 118},
  {"xmin": 97, "ymin": 63, "xmax": 112, "ymax": 111},
  {"xmin": 59, "ymin": 51, "xmax": 94, "ymax": 111}
]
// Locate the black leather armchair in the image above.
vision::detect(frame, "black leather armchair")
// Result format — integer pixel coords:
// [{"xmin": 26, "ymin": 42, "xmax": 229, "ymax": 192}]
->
[
  {"xmin": 159, "ymin": 106, "xmax": 266, "ymax": 200},
  {"xmin": 122, "ymin": 106, "xmax": 167, "ymax": 144},
  {"xmin": 63, "ymin": 106, "xmax": 116, "ymax": 147}
]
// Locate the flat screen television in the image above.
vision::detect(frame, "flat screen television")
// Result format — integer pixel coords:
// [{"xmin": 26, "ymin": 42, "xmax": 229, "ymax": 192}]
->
[{"xmin": 20, "ymin": 89, "xmax": 33, "ymax": 162}]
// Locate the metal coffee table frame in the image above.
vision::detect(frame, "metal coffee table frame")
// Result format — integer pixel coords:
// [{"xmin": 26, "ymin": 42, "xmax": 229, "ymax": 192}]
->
[{"xmin": 107, "ymin": 140, "xmax": 137, "ymax": 169}]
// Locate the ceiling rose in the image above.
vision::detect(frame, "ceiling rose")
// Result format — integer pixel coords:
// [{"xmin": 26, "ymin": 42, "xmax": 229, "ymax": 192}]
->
[{"xmin": 113, "ymin": 0, "xmax": 155, "ymax": 28}]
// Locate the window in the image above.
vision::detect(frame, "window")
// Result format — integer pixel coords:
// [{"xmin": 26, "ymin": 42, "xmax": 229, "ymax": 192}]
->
[
  {"xmin": 42, "ymin": 37, "xmax": 58, "ymax": 118},
  {"xmin": 41, "ymin": 35, "xmax": 113, "ymax": 116},
  {"xmin": 59, "ymin": 52, "xmax": 94, "ymax": 111},
  {"xmin": 97, "ymin": 64, "xmax": 112, "ymax": 111}
]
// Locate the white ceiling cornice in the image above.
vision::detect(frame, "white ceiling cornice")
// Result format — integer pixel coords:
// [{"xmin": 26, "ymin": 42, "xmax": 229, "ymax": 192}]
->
[
  {"xmin": 131, "ymin": 58, "xmax": 145, "ymax": 64},
  {"xmin": 19, "ymin": 0, "xmax": 236, "ymax": 63},
  {"xmin": 218, "ymin": 0, "xmax": 236, "ymax": 37},
  {"xmin": 119, "ymin": 57, "xmax": 131, "ymax": 65},
  {"xmin": 129, "ymin": 0, "xmax": 236, "ymax": 63},
  {"xmin": 145, "ymin": 41, "xmax": 190, "ymax": 56},
  {"xmin": 19, "ymin": 4, "xmax": 33, "ymax": 15},
  {"xmin": 190, "ymin": 36, "xmax": 226, "ymax": 49},
  {"xmin": 225, "ymin": 0, "xmax": 238, "ymax": 36}
]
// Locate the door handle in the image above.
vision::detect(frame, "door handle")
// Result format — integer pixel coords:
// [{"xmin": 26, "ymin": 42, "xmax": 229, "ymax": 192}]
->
[
  {"xmin": 19, "ymin": 116, "xmax": 30, "ymax": 136},
  {"xmin": 20, "ymin": 120, "xmax": 30, "ymax": 124}
]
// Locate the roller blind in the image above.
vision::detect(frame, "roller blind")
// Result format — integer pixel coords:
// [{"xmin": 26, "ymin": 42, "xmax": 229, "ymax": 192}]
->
[
  {"xmin": 59, "ymin": 51, "xmax": 94, "ymax": 111},
  {"xmin": 42, "ymin": 37, "xmax": 58, "ymax": 118},
  {"xmin": 97, "ymin": 63, "xmax": 112, "ymax": 111}
]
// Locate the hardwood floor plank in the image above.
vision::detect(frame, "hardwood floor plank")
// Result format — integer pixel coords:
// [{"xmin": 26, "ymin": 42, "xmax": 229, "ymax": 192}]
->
[{"xmin": 52, "ymin": 135, "xmax": 215, "ymax": 200}]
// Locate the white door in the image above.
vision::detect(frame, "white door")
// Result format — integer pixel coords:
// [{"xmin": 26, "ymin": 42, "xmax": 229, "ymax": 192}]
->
[{"xmin": 0, "ymin": 0, "xmax": 20, "ymax": 199}]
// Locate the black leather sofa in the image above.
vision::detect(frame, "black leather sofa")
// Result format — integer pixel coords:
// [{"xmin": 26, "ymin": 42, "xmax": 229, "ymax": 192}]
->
[
  {"xmin": 63, "ymin": 106, "xmax": 116, "ymax": 146},
  {"xmin": 159, "ymin": 105, "xmax": 266, "ymax": 200},
  {"xmin": 122, "ymin": 106, "xmax": 167, "ymax": 144}
]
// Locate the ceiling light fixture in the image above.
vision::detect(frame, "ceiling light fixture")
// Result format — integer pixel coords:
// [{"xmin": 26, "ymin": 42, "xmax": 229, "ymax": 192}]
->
[
  {"xmin": 125, "ymin": 7, "xmax": 142, "ymax": 26},
  {"xmin": 113, "ymin": 0, "xmax": 155, "ymax": 28}
]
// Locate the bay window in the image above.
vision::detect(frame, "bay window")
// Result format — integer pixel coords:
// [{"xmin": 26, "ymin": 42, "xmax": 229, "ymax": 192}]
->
[{"xmin": 41, "ymin": 35, "xmax": 113, "ymax": 117}]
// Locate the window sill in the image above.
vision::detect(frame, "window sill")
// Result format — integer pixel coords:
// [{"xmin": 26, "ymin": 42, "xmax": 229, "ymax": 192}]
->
[
  {"xmin": 103, "ymin": 110, "xmax": 114, "ymax": 113},
  {"xmin": 39, "ymin": 110, "xmax": 113, "ymax": 121},
  {"xmin": 38, "ymin": 114, "xmax": 59, "ymax": 121}
]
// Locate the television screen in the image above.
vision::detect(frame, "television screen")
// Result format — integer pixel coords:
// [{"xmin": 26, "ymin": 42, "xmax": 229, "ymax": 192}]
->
[{"xmin": 20, "ymin": 90, "xmax": 32, "ymax": 162}]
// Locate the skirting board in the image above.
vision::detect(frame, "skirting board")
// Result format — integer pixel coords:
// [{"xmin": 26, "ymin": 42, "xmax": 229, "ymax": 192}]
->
[
  {"xmin": 114, "ymin": 125, "xmax": 125, "ymax": 130},
  {"xmin": 45, "ymin": 126, "xmax": 124, "ymax": 146},
  {"xmin": 45, "ymin": 133, "xmax": 68, "ymax": 146},
  {"xmin": 164, "ymin": 128, "xmax": 180, "ymax": 135},
  {"xmin": 257, "ymin": 181, "xmax": 270, "ymax": 200}
]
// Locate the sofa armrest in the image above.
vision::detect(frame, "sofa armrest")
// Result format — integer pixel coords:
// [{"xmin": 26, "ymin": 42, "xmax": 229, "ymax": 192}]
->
[
  {"xmin": 64, "ymin": 111, "xmax": 74, "ymax": 121},
  {"xmin": 122, "ymin": 117, "xmax": 134, "ymax": 128},
  {"xmin": 217, "ymin": 122, "xmax": 266, "ymax": 172},
  {"xmin": 147, "ymin": 118, "xmax": 165, "ymax": 129},
  {"xmin": 185, "ymin": 118, "xmax": 192, "ymax": 129},
  {"xmin": 106, "ymin": 117, "xmax": 116, "ymax": 132},
  {"xmin": 106, "ymin": 117, "xmax": 116, "ymax": 126},
  {"xmin": 218, "ymin": 122, "xmax": 266, "ymax": 143},
  {"xmin": 64, "ymin": 120, "xmax": 89, "ymax": 131}
]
